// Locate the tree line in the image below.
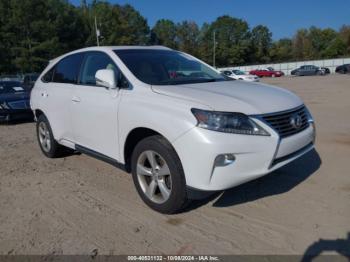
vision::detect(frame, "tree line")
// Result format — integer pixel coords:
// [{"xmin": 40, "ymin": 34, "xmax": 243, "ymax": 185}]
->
[{"xmin": 0, "ymin": 0, "xmax": 349, "ymax": 74}]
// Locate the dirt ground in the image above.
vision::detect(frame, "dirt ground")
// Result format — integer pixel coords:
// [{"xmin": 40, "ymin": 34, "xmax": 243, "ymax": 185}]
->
[{"xmin": 0, "ymin": 74, "xmax": 349, "ymax": 256}]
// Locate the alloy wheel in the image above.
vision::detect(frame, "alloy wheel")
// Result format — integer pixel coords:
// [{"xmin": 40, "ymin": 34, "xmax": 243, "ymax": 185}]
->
[
  {"xmin": 38, "ymin": 121, "xmax": 51, "ymax": 153},
  {"xmin": 136, "ymin": 150, "xmax": 172, "ymax": 204}
]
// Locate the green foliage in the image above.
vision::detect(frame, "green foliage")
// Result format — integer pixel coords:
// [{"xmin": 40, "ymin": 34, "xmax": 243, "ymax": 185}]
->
[
  {"xmin": 339, "ymin": 25, "xmax": 350, "ymax": 54},
  {"xmin": 151, "ymin": 19, "xmax": 178, "ymax": 48},
  {"xmin": 270, "ymin": 38, "xmax": 293, "ymax": 62},
  {"xmin": 292, "ymin": 27, "xmax": 348, "ymax": 61},
  {"xmin": 322, "ymin": 37, "xmax": 347, "ymax": 58},
  {"xmin": 176, "ymin": 21, "xmax": 200, "ymax": 57},
  {"xmin": 0, "ymin": 0, "xmax": 349, "ymax": 73},
  {"xmin": 87, "ymin": 2, "xmax": 149, "ymax": 46},
  {"xmin": 197, "ymin": 16, "xmax": 251, "ymax": 66},
  {"xmin": 250, "ymin": 25, "xmax": 272, "ymax": 63},
  {"xmin": 0, "ymin": 0, "xmax": 87, "ymax": 73}
]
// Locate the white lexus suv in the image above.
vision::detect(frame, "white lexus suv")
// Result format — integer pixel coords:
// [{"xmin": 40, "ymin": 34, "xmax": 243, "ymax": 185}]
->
[{"xmin": 30, "ymin": 46, "xmax": 316, "ymax": 213}]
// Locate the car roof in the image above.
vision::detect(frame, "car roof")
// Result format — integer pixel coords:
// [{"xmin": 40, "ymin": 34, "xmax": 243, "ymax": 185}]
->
[{"xmin": 50, "ymin": 46, "xmax": 172, "ymax": 63}]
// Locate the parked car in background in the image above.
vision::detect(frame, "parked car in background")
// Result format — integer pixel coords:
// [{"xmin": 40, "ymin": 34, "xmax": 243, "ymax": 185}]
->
[
  {"xmin": 31, "ymin": 46, "xmax": 315, "ymax": 214},
  {"xmin": 291, "ymin": 65, "xmax": 329, "ymax": 76},
  {"xmin": 23, "ymin": 73, "xmax": 39, "ymax": 90},
  {"xmin": 321, "ymin": 67, "xmax": 330, "ymax": 74},
  {"xmin": 221, "ymin": 69, "xmax": 259, "ymax": 82},
  {"xmin": 0, "ymin": 81, "xmax": 33, "ymax": 122},
  {"xmin": 335, "ymin": 64, "xmax": 350, "ymax": 74},
  {"xmin": 249, "ymin": 68, "xmax": 284, "ymax": 78},
  {"xmin": 0, "ymin": 75, "xmax": 22, "ymax": 82}
]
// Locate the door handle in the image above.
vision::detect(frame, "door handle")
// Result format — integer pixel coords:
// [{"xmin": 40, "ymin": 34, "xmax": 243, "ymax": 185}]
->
[{"xmin": 72, "ymin": 96, "xmax": 81, "ymax": 103}]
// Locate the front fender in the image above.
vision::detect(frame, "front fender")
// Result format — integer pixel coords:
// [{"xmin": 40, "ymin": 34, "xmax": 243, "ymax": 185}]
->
[{"xmin": 117, "ymin": 88, "xmax": 205, "ymax": 163}]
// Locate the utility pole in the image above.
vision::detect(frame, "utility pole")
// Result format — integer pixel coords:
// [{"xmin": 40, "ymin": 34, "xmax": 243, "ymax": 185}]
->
[
  {"xmin": 213, "ymin": 30, "xmax": 216, "ymax": 68},
  {"xmin": 95, "ymin": 16, "xmax": 100, "ymax": 46}
]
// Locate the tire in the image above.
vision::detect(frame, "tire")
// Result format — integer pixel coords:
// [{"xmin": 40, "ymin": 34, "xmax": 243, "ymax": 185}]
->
[
  {"xmin": 36, "ymin": 114, "xmax": 70, "ymax": 158},
  {"xmin": 131, "ymin": 135, "xmax": 189, "ymax": 214}
]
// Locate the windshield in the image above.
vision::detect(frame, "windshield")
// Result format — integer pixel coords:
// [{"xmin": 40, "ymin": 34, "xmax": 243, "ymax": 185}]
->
[
  {"xmin": 232, "ymin": 70, "xmax": 245, "ymax": 75},
  {"xmin": 114, "ymin": 49, "xmax": 226, "ymax": 85},
  {"xmin": 0, "ymin": 81, "xmax": 25, "ymax": 94}
]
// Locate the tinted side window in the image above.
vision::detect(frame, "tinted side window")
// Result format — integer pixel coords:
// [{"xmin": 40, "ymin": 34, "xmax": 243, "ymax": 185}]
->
[
  {"xmin": 79, "ymin": 52, "xmax": 120, "ymax": 86},
  {"xmin": 42, "ymin": 68, "xmax": 55, "ymax": 83},
  {"xmin": 53, "ymin": 53, "xmax": 84, "ymax": 84}
]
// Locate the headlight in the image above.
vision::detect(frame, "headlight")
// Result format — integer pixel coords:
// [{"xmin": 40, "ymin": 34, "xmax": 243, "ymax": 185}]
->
[{"xmin": 191, "ymin": 108, "xmax": 270, "ymax": 136}]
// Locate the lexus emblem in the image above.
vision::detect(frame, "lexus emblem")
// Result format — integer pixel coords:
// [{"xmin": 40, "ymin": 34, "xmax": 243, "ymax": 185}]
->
[{"xmin": 290, "ymin": 114, "xmax": 303, "ymax": 129}]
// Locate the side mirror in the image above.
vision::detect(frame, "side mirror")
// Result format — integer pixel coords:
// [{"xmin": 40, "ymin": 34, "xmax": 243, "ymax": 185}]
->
[{"xmin": 95, "ymin": 69, "xmax": 116, "ymax": 89}]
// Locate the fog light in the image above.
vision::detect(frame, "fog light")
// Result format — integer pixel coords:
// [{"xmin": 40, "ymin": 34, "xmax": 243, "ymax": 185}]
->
[{"xmin": 214, "ymin": 154, "xmax": 235, "ymax": 167}]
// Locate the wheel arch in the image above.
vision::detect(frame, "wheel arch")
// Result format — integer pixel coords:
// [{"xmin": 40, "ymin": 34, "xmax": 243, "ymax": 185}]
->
[
  {"xmin": 34, "ymin": 109, "xmax": 45, "ymax": 120},
  {"xmin": 33, "ymin": 109, "xmax": 59, "ymax": 141},
  {"xmin": 123, "ymin": 127, "xmax": 175, "ymax": 173}
]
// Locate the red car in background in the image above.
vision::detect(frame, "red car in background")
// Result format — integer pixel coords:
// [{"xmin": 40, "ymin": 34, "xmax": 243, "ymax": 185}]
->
[{"xmin": 249, "ymin": 67, "xmax": 284, "ymax": 78}]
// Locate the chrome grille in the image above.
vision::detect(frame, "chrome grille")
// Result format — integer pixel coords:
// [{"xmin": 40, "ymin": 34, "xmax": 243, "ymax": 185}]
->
[{"xmin": 261, "ymin": 106, "xmax": 309, "ymax": 138}]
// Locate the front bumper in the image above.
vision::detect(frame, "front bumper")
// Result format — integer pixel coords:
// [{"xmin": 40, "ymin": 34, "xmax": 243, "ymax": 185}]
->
[{"xmin": 173, "ymin": 120, "xmax": 315, "ymax": 191}]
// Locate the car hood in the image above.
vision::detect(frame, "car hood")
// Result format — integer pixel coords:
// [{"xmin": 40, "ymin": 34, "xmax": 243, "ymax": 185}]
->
[
  {"xmin": 0, "ymin": 92, "xmax": 30, "ymax": 102},
  {"xmin": 151, "ymin": 80, "xmax": 303, "ymax": 114}
]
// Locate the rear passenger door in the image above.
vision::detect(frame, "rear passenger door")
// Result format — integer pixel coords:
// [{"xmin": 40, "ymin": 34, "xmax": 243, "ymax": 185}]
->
[
  {"xmin": 310, "ymin": 66, "xmax": 317, "ymax": 75},
  {"xmin": 311, "ymin": 66, "xmax": 318, "ymax": 75},
  {"xmin": 40, "ymin": 53, "xmax": 84, "ymax": 142},
  {"xmin": 302, "ymin": 66, "xmax": 310, "ymax": 75},
  {"xmin": 70, "ymin": 51, "xmax": 123, "ymax": 160}
]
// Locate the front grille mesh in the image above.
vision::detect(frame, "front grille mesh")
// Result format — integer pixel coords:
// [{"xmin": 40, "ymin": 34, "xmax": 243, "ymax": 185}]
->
[{"xmin": 262, "ymin": 106, "xmax": 309, "ymax": 138}]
